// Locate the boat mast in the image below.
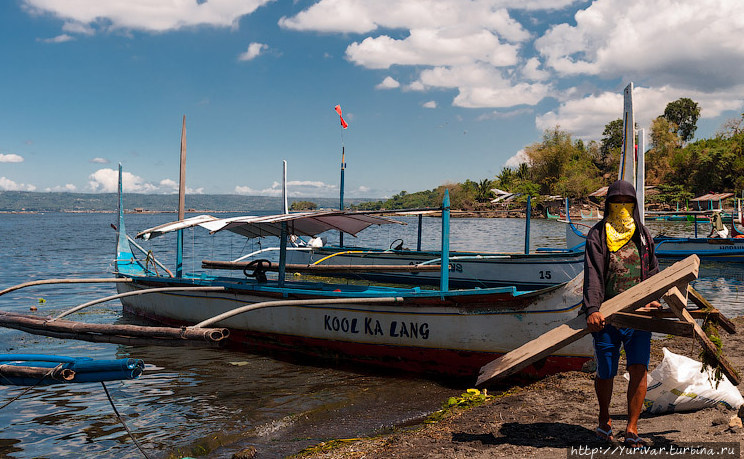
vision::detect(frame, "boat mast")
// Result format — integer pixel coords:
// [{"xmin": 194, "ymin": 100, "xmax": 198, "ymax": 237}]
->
[
  {"xmin": 176, "ymin": 115, "xmax": 187, "ymax": 278},
  {"xmin": 339, "ymin": 144, "xmax": 345, "ymax": 247},
  {"xmin": 334, "ymin": 104, "xmax": 348, "ymax": 247},
  {"xmin": 620, "ymin": 82, "xmax": 635, "ymax": 187},
  {"xmin": 620, "ymin": 82, "xmax": 646, "ymax": 223}
]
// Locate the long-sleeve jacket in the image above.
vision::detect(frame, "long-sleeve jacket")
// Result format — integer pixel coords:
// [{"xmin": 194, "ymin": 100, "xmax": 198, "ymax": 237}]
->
[{"xmin": 582, "ymin": 180, "xmax": 659, "ymax": 317}]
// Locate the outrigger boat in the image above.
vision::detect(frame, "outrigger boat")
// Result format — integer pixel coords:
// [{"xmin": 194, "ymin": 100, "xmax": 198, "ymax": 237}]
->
[
  {"xmin": 653, "ymin": 211, "xmax": 744, "ymax": 262},
  {"xmin": 113, "ymin": 164, "xmax": 594, "ymax": 378},
  {"xmin": 227, "ymin": 164, "xmax": 584, "ymax": 291}
]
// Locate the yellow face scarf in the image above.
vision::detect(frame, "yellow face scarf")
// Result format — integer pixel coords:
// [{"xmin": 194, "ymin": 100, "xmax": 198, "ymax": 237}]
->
[{"xmin": 605, "ymin": 202, "xmax": 636, "ymax": 252}]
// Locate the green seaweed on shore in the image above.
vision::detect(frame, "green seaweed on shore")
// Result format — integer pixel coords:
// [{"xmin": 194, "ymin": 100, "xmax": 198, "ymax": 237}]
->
[
  {"xmin": 292, "ymin": 438, "xmax": 362, "ymax": 457},
  {"xmin": 424, "ymin": 387, "xmax": 508, "ymax": 425},
  {"xmin": 699, "ymin": 319, "xmax": 728, "ymax": 389}
]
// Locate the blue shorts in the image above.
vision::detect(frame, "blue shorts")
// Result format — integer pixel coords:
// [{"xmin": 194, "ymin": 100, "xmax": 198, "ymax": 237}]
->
[{"xmin": 592, "ymin": 325, "xmax": 651, "ymax": 379}]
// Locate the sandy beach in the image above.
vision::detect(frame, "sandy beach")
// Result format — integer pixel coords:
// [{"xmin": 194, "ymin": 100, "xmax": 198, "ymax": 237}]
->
[{"xmin": 294, "ymin": 317, "xmax": 744, "ymax": 459}]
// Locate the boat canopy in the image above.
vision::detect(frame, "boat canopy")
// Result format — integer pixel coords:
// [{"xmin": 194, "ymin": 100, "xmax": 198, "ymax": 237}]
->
[
  {"xmin": 136, "ymin": 215, "xmax": 219, "ymax": 240},
  {"xmin": 136, "ymin": 211, "xmax": 403, "ymax": 241}
]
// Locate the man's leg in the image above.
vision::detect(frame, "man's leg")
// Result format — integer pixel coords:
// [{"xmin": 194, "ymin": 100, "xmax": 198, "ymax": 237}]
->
[
  {"xmin": 593, "ymin": 326, "xmax": 621, "ymax": 437},
  {"xmin": 622, "ymin": 328, "xmax": 651, "ymax": 438},
  {"xmin": 626, "ymin": 364, "xmax": 647, "ymax": 436},
  {"xmin": 596, "ymin": 376, "xmax": 614, "ymax": 428}
]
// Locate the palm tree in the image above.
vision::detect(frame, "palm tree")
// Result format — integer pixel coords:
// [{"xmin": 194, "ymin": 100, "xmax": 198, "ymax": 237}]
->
[{"xmin": 475, "ymin": 179, "xmax": 495, "ymax": 203}]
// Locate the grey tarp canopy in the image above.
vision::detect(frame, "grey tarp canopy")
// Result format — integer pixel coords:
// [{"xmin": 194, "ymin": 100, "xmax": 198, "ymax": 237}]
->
[{"xmin": 136, "ymin": 211, "xmax": 404, "ymax": 241}]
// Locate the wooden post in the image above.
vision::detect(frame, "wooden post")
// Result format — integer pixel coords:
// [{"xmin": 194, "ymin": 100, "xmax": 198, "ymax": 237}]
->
[
  {"xmin": 663, "ymin": 286, "xmax": 740, "ymax": 385},
  {"xmin": 524, "ymin": 195, "xmax": 531, "ymax": 254},
  {"xmin": 278, "ymin": 221, "xmax": 288, "ymax": 288},
  {"xmin": 417, "ymin": 213, "xmax": 423, "ymax": 252},
  {"xmin": 688, "ymin": 286, "xmax": 736, "ymax": 333}
]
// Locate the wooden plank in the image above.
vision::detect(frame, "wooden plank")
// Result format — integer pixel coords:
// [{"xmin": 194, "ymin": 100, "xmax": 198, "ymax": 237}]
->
[
  {"xmin": 664, "ymin": 286, "xmax": 740, "ymax": 386},
  {"xmin": 629, "ymin": 307, "xmax": 735, "ymax": 334},
  {"xmin": 610, "ymin": 312, "xmax": 694, "ymax": 337},
  {"xmin": 202, "ymin": 260, "xmax": 442, "ymax": 273},
  {"xmin": 476, "ymin": 255, "xmax": 700, "ymax": 387},
  {"xmin": 688, "ymin": 286, "xmax": 736, "ymax": 334}
]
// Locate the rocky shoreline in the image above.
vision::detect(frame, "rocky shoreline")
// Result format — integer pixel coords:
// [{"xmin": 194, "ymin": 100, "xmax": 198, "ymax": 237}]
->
[{"xmin": 292, "ymin": 317, "xmax": 744, "ymax": 459}]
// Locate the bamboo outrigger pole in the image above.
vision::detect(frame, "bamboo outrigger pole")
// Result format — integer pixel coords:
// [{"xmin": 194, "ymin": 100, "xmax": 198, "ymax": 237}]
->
[
  {"xmin": 0, "ymin": 311, "xmax": 228, "ymax": 343},
  {"xmin": 0, "ymin": 278, "xmax": 132, "ymax": 298}
]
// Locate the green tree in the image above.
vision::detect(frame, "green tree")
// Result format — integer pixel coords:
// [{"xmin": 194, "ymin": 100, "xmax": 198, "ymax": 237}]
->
[
  {"xmin": 524, "ymin": 127, "xmax": 601, "ymax": 197},
  {"xmin": 495, "ymin": 167, "xmax": 514, "ymax": 191},
  {"xmin": 474, "ymin": 178, "xmax": 494, "ymax": 203},
  {"xmin": 515, "ymin": 162, "xmax": 530, "ymax": 181},
  {"xmin": 647, "ymin": 116, "xmax": 680, "ymax": 185},
  {"xmin": 600, "ymin": 119, "xmax": 623, "ymax": 159},
  {"xmin": 663, "ymin": 98, "xmax": 700, "ymax": 143},
  {"xmin": 289, "ymin": 200, "xmax": 317, "ymax": 211}
]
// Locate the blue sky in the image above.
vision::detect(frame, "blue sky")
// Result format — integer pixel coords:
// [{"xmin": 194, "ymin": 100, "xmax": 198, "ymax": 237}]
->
[{"xmin": 1, "ymin": 0, "xmax": 743, "ymax": 199}]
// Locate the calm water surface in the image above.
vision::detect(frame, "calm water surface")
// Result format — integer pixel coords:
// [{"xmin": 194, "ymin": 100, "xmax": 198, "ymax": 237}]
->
[{"xmin": 0, "ymin": 212, "xmax": 742, "ymax": 458}]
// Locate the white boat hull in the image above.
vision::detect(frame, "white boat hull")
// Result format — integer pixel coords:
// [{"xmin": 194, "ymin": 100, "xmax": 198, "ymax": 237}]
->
[
  {"xmin": 116, "ymin": 273, "xmax": 593, "ymax": 378},
  {"xmin": 285, "ymin": 247, "xmax": 585, "ymax": 290}
]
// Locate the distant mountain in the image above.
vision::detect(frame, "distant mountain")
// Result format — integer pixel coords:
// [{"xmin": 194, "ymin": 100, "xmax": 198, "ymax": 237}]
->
[{"xmin": 0, "ymin": 191, "xmax": 378, "ymax": 213}]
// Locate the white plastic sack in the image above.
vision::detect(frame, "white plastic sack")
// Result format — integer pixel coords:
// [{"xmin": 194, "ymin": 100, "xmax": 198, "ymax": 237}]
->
[{"xmin": 626, "ymin": 347, "xmax": 744, "ymax": 414}]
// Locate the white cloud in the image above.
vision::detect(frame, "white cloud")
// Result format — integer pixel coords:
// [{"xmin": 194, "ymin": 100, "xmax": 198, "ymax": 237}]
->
[
  {"xmin": 88, "ymin": 168, "xmax": 158, "ymax": 193},
  {"xmin": 238, "ymin": 42, "xmax": 268, "ymax": 61},
  {"xmin": 0, "ymin": 177, "xmax": 36, "ymax": 191},
  {"xmin": 62, "ymin": 21, "xmax": 94, "ymax": 35},
  {"xmin": 536, "ymin": 84, "xmax": 744, "ymax": 140},
  {"xmin": 521, "ymin": 57, "xmax": 550, "ymax": 81},
  {"xmin": 153, "ymin": 178, "xmax": 203, "ymax": 194},
  {"xmin": 536, "ymin": 0, "xmax": 744, "ymax": 91},
  {"xmin": 376, "ymin": 76, "xmax": 400, "ymax": 89},
  {"xmin": 22, "ymin": 0, "xmax": 273, "ymax": 33},
  {"xmin": 346, "ymin": 28, "xmax": 519, "ymax": 70},
  {"xmin": 413, "ymin": 64, "xmax": 551, "ymax": 108},
  {"xmin": 234, "ymin": 180, "xmax": 338, "ymax": 197},
  {"xmin": 407, "ymin": 81, "xmax": 426, "ymax": 92},
  {"xmin": 477, "ymin": 107, "xmax": 533, "ymax": 121},
  {"xmin": 159, "ymin": 178, "xmax": 178, "ymax": 190},
  {"xmin": 280, "ymin": 0, "xmax": 532, "ymax": 41},
  {"xmin": 90, "ymin": 157, "xmax": 109, "ymax": 164},
  {"xmin": 423, "ymin": 100, "xmax": 437, "ymax": 109},
  {"xmin": 0, "ymin": 154, "xmax": 24, "ymax": 163},
  {"xmin": 504, "ymin": 149, "xmax": 530, "ymax": 168},
  {"xmin": 39, "ymin": 34, "xmax": 74, "ymax": 43},
  {"xmin": 278, "ymin": 1, "xmax": 581, "ymax": 110},
  {"xmin": 46, "ymin": 184, "xmax": 77, "ymax": 192}
]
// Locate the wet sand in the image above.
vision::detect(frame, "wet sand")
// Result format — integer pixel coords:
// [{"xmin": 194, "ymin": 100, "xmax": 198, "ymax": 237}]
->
[{"xmin": 296, "ymin": 317, "xmax": 744, "ymax": 459}]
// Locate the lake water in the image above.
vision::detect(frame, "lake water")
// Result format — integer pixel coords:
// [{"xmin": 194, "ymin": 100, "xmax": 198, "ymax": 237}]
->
[{"xmin": 0, "ymin": 212, "xmax": 743, "ymax": 458}]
